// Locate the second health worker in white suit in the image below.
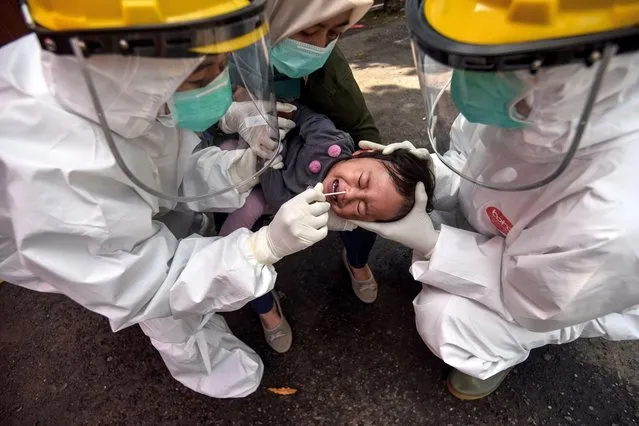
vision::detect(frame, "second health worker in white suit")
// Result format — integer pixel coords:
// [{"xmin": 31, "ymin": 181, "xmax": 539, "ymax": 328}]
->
[{"xmin": 355, "ymin": 0, "xmax": 639, "ymax": 400}]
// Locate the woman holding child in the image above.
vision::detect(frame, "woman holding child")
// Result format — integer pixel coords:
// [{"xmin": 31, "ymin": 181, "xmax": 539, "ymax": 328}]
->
[{"xmin": 219, "ymin": 0, "xmax": 392, "ymax": 353}]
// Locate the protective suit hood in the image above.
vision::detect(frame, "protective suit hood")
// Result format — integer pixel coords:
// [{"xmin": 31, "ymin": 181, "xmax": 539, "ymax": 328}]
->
[
  {"xmin": 265, "ymin": 0, "xmax": 373, "ymax": 45},
  {"xmin": 506, "ymin": 51, "xmax": 639, "ymax": 160},
  {"xmin": 38, "ymin": 36, "xmax": 201, "ymax": 139}
]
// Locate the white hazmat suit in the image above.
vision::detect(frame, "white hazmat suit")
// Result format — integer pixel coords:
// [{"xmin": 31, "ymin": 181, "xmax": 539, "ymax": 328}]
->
[
  {"xmin": 0, "ymin": 34, "xmax": 276, "ymax": 397},
  {"xmin": 412, "ymin": 53, "xmax": 639, "ymax": 379}
]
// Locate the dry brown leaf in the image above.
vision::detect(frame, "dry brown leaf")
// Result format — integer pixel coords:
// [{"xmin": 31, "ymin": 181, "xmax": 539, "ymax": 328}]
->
[{"xmin": 267, "ymin": 387, "xmax": 298, "ymax": 395}]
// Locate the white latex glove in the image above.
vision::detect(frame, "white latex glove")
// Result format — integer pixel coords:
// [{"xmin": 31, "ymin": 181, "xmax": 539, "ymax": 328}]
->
[
  {"xmin": 267, "ymin": 144, "xmax": 284, "ymax": 170},
  {"xmin": 359, "ymin": 140, "xmax": 431, "ymax": 161},
  {"xmin": 249, "ymin": 183, "xmax": 329, "ymax": 264},
  {"xmin": 268, "ymin": 155, "xmax": 284, "ymax": 170},
  {"xmin": 327, "ymin": 210, "xmax": 357, "ymax": 232},
  {"xmin": 349, "ymin": 182, "xmax": 438, "ymax": 256},
  {"xmin": 220, "ymin": 101, "xmax": 297, "ymax": 160},
  {"xmin": 228, "ymin": 148, "xmax": 259, "ymax": 193}
]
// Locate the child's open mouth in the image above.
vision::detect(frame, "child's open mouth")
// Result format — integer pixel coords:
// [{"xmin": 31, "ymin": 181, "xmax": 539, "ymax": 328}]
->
[
  {"xmin": 324, "ymin": 178, "xmax": 345, "ymax": 206},
  {"xmin": 331, "ymin": 179, "xmax": 340, "ymax": 203}
]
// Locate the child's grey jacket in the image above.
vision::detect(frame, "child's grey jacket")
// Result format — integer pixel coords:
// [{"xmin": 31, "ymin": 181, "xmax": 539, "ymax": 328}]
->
[{"xmin": 260, "ymin": 103, "xmax": 354, "ymax": 208}]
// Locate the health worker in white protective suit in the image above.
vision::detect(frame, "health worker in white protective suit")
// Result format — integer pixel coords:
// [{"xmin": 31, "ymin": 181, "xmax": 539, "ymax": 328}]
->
[
  {"xmin": 353, "ymin": 0, "xmax": 639, "ymax": 400},
  {"xmin": 0, "ymin": 0, "xmax": 331, "ymax": 398}
]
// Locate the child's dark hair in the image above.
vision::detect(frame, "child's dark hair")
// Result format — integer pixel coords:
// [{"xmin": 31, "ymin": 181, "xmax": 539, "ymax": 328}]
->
[{"xmin": 355, "ymin": 149, "xmax": 435, "ymax": 221}]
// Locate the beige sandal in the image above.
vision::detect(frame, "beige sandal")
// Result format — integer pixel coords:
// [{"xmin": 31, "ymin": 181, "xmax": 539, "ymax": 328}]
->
[
  {"xmin": 342, "ymin": 249, "xmax": 378, "ymax": 303},
  {"xmin": 261, "ymin": 291, "xmax": 293, "ymax": 353}
]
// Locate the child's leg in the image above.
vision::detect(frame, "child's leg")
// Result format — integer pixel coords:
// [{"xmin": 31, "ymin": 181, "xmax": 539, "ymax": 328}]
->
[
  {"xmin": 219, "ymin": 139, "xmax": 239, "ymax": 151},
  {"xmin": 250, "ymin": 291, "xmax": 275, "ymax": 316},
  {"xmin": 218, "ymin": 187, "xmax": 267, "ymax": 237},
  {"xmin": 340, "ymin": 228, "xmax": 377, "ymax": 268}
]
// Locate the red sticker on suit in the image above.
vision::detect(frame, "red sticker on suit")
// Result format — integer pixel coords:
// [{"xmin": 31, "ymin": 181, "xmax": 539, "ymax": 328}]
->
[{"xmin": 486, "ymin": 207, "xmax": 512, "ymax": 235}]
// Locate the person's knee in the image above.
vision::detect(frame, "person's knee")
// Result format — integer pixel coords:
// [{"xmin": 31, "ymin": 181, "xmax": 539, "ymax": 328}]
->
[
  {"xmin": 413, "ymin": 287, "xmax": 460, "ymax": 350},
  {"xmin": 413, "ymin": 288, "xmax": 533, "ymax": 379}
]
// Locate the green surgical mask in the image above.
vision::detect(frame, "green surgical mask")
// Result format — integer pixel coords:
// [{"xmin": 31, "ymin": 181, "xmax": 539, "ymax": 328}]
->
[
  {"xmin": 451, "ymin": 70, "xmax": 527, "ymax": 129},
  {"xmin": 168, "ymin": 68, "xmax": 232, "ymax": 132},
  {"xmin": 271, "ymin": 39, "xmax": 337, "ymax": 79}
]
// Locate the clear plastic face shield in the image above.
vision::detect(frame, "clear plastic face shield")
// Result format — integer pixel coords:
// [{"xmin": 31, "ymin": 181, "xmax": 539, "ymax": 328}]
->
[
  {"xmin": 402, "ymin": 0, "xmax": 639, "ymax": 192},
  {"xmin": 410, "ymin": 42, "xmax": 617, "ymax": 191},
  {"xmin": 27, "ymin": 1, "xmax": 279, "ymax": 203}
]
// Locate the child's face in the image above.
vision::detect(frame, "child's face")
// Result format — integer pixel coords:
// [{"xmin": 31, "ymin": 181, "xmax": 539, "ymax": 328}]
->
[{"xmin": 322, "ymin": 156, "xmax": 405, "ymax": 221}]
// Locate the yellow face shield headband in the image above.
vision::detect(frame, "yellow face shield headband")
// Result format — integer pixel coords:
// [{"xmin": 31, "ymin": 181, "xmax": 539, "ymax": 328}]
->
[
  {"xmin": 406, "ymin": 0, "xmax": 639, "ymax": 73},
  {"xmin": 23, "ymin": 0, "xmax": 269, "ymax": 58}
]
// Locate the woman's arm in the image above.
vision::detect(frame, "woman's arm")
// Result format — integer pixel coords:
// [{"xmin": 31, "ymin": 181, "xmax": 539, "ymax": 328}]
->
[{"xmin": 302, "ymin": 46, "xmax": 382, "ymax": 144}]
